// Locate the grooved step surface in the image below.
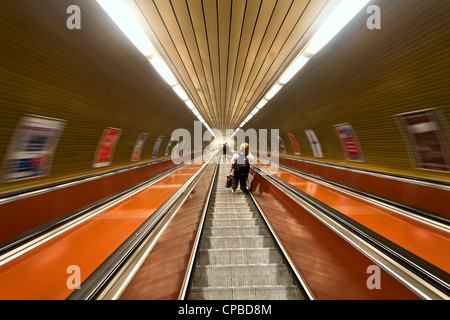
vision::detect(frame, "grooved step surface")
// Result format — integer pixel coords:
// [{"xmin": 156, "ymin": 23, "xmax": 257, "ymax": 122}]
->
[
  {"xmin": 187, "ymin": 285, "xmax": 304, "ymax": 300},
  {"xmin": 189, "ymin": 265, "xmax": 297, "ymax": 287},
  {"xmin": 196, "ymin": 248, "xmax": 286, "ymax": 266},
  {"xmin": 186, "ymin": 160, "xmax": 304, "ymax": 300},
  {"xmin": 201, "ymin": 226, "xmax": 269, "ymax": 237}
]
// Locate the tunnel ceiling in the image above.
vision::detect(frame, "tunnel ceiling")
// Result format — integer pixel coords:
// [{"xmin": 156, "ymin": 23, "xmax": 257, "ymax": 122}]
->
[{"xmin": 128, "ymin": 0, "xmax": 338, "ymax": 132}]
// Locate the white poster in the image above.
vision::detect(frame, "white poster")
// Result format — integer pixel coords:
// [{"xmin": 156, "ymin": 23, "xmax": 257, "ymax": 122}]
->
[
  {"xmin": 152, "ymin": 135, "xmax": 164, "ymax": 158},
  {"xmin": 131, "ymin": 133, "xmax": 148, "ymax": 162},
  {"xmin": 305, "ymin": 129, "xmax": 323, "ymax": 158},
  {"xmin": 2, "ymin": 114, "xmax": 65, "ymax": 182},
  {"xmin": 164, "ymin": 140, "xmax": 173, "ymax": 156}
]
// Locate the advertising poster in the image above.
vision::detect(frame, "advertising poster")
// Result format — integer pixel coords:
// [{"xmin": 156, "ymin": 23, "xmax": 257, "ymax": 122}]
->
[
  {"xmin": 287, "ymin": 133, "xmax": 301, "ymax": 155},
  {"xmin": 131, "ymin": 133, "xmax": 148, "ymax": 162},
  {"xmin": 164, "ymin": 140, "xmax": 173, "ymax": 156},
  {"xmin": 397, "ymin": 109, "xmax": 450, "ymax": 172},
  {"xmin": 334, "ymin": 123, "xmax": 364, "ymax": 162},
  {"xmin": 93, "ymin": 128, "xmax": 122, "ymax": 168},
  {"xmin": 2, "ymin": 115, "xmax": 65, "ymax": 182},
  {"xmin": 305, "ymin": 129, "xmax": 323, "ymax": 158},
  {"xmin": 278, "ymin": 135, "xmax": 287, "ymax": 154},
  {"xmin": 152, "ymin": 135, "xmax": 164, "ymax": 158}
]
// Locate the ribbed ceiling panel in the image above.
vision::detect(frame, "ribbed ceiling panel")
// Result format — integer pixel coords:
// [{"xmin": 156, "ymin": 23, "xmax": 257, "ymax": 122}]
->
[{"xmin": 133, "ymin": 0, "xmax": 336, "ymax": 132}]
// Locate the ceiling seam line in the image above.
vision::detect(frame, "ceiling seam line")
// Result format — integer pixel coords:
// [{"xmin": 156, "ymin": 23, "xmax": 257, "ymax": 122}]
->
[
  {"xmin": 185, "ymin": 0, "xmax": 218, "ymax": 127},
  {"xmin": 244, "ymin": 0, "xmax": 332, "ymax": 127},
  {"xmin": 233, "ymin": 0, "xmax": 290, "ymax": 127},
  {"xmin": 228, "ymin": 0, "xmax": 263, "ymax": 130},
  {"xmin": 201, "ymin": 0, "xmax": 220, "ymax": 129},
  {"xmin": 141, "ymin": 0, "xmax": 206, "ymax": 121},
  {"xmin": 224, "ymin": 0, "xmax": 247, "ymax": 131},
  {"xmin": 224, "ymin": 0, "xmax": 233, "ymax": 130},
  {"xmin": 235, "ymin": 0, "xmax": 304, "ymax": 124},
  {"xmin": 170, "ymin": 0, "xmax": 214, "ymax": 125}
]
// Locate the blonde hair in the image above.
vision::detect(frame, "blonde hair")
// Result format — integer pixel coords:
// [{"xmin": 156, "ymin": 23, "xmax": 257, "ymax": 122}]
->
[{"xmin": 239, "ymin": 142, "xmax": 249, "ymax": 155}]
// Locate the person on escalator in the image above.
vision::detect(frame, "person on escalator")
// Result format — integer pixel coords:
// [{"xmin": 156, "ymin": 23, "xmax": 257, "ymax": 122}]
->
[{"xmin": 230, "ymin": 142, "xmax": 253, "ymax": 193}]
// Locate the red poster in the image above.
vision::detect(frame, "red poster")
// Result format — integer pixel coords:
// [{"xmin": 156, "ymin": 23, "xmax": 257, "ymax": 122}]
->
[
  {"xmin": 93, "ymin": 128, "xmax": 122, "ymax": 168},
  {"xmin": 287, "ymin": 133, "xmax": 301, "ymax": 155},
  {"xmin": 334, "ymin": 124, "xmax": 364, "ymax": 162}
]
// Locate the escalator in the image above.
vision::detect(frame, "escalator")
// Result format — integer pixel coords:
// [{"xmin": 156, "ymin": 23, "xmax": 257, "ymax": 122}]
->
[{"xmin": 186, "ymin": 158, "xmax": 306, "ymax": 300}]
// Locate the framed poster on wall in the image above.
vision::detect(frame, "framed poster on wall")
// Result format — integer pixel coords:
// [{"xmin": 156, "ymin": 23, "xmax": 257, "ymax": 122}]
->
[
  {"xmin": 278, "ymin": 135, "xmax": 287, "ymax": 154},
  {"xmin": 93, "ymin": 128, "xmax": 122, "ymax": 168},
  {"xmin": 334, "ymin": 123, "xmax": 364, "ymax": 162},
  {"xmin": 164, "ymin": 140, "xmax": 173, "ymax": 156},
  {"xmin": 305, "ymin": 129, "xmax": 323, "ymax": 158},
  {"xmin": 152, "ymin": 135, "xmax": 164, "ymax": 158},
  {"xmin": 131, "ymin": 133, "xmax": 148, "ymax": 162},
  {"xmin": 396, "ymin": 108, "xmax": 450, "ymax": 172},
  {"xmin": 287, "ymin": 133, "xmax": 301, "ymax": 155},
  {"xmin": 2, "ymin": 114, "xmax": 65, "ymax": 182}
]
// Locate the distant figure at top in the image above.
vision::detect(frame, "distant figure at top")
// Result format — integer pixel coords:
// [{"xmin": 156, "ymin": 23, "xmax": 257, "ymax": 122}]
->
[{"xmin": 223, "ymin": 142, "xmax": 232, "ymax": 160}]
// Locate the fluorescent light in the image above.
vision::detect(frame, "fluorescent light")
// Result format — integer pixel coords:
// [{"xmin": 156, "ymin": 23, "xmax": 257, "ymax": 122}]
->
[
  {"xmin": 279, "ymin": 55, "xmax": 310, "ymax": 85},
  {"xmin": 256, "ymin": 99, "xmax": 268, "ymax": 110},
  {"xmin": 172, "ymin": 84, "xmax": 188, "ymax": 101},
  {"xmin": 149, "ymin": 56, "xmax": 177, "ymax": 86},
  {"xmin": 244, "ymin": 114, "xmax": 253, "ymax": 122},
  {"xmin": 306, "ymin": 0, "xmax": 371, "ymax": 55},
  {"xmin": 265, "ymin": 83, "xmax": 283, "ymax": 100},
  {"xmin": 192, "ymin": 109, "xmax": 200, "ymax": 116},
  {"xmin": 197, "ymin": 115, "xmax": 205, "ymax": 123},
  {"xmin": 97, "ymin": 0, "xmax": 154, "ymax": 57},
  {"xmin": 208, "ymin": 128, "xmax": 216, "ymax": 137},
  {"xmin": 251, "ymin": 108, "xmax": 259, "ymax": 115},
  {"xmin": 185, "ymin": 100, "xmax": 196, "ymax": 110}
]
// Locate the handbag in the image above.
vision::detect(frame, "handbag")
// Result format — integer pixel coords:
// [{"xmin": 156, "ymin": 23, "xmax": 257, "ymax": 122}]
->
[
  {"xmin": 225, "ymin": 175, "xmax": 232, "ymax": 188},
  {"xmin": 225, "ymin": 169, "xmax": 233, "ymax": 188}
]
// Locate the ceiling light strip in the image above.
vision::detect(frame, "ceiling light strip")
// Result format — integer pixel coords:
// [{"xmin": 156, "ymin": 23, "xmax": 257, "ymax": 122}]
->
[
  {"xmin": 240, "ymin": 0, "xmax": 371, "ymax": 130},
  {"xmin": 96, "ymin": 0, "xmax": 215, "ymax": 137}
]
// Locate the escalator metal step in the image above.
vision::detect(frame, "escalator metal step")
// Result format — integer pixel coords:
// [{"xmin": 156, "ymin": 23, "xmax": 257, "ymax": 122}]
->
[
  {"xmin": 203, "ymin": 218, "xmax": 266, "ymax": 228},
  {"xmin": 189, "ymin": 264, "xmax": 297, "ymax": 288},
  {"xmin": 209, "ymin": 207, "xmax": 259, "ymax": 214},
  {"xmin": 198, "ymin": 235, "xmax": 277, "ymax": 249},
  {"xmin": 207, "ymin": 212, "xmax": 261, "ymax": 219},
  {"xmin": 201, "ymin": 226, "xmax": 269, "ymax": 237},
  {"xmin": 187, "ymin": 285, "xmax": 303, "ymax": 300},
  {"xmin": 196, "ymin": 248, "xmax": 285, "ymax": 265}
]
